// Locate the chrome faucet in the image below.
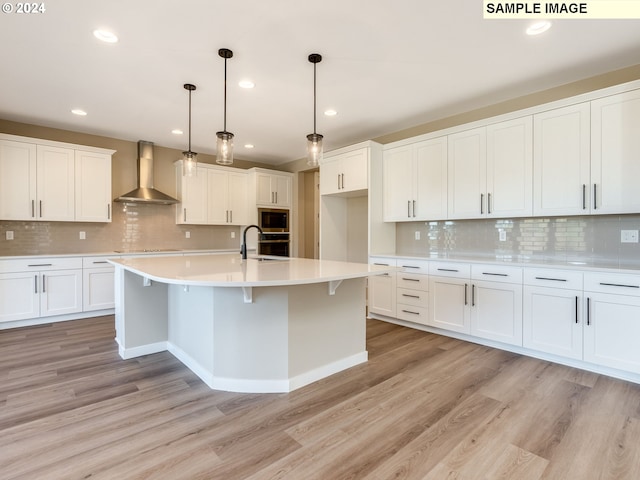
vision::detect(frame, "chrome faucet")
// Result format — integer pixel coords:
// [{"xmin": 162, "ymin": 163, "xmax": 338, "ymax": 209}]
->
[{"xmin": 241, "ymin": 224, "xmax": 263, "ymax": 260}]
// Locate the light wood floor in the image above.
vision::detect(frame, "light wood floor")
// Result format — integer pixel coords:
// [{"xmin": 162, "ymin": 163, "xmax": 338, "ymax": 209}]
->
[{"xmin": 1, "ymin": 316, "xmax": 640, "ymax": 479}]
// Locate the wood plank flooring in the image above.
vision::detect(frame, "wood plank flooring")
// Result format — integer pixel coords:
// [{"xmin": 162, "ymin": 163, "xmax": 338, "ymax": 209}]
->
[{"xmin": 1, "ymin": 315, "xmax": 640, "ymax": 479}]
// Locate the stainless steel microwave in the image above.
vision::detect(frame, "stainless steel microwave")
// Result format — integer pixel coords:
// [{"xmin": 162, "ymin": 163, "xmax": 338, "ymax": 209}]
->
[{"xmin": 258, "ymin": 208, "xmax": 289, "ymax": 232}]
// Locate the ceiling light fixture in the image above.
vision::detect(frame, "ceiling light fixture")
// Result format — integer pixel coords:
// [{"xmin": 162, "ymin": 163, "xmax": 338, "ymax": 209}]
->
[
  {"xmin": 182, "ymin": 83, "xmax": 198, "ymax": 176},
  {"xmin": 244, "ymin": 144, "xmax": 255, "ymax": 149},
  {"xmin": 171, "ymin": 129, "xmax": 183, "ymax": 135},
  {"xmin": 306, "ymin": 53, "xmax": 323, "ymax": 167},
  {"xmin": 93, "ymin": 29, "xmax": 118, "ymax": 43},
  {"xmin": 239, "ymin": 80, "xmax": 255, "ymax": 89},
  {"xmin": 216, "ymin": 48, "xmax": 234, "ymax": 165},
  {"xmin": 71, "ymin": 109, "xmax": 87, "ymax": 116},
  {"xmin": 324, "ymin": 109, "xmax": 337, "ymax": 117},
  {"xmin": 526, "ymin": 20, "xmax": 552, "ymax": 35}
]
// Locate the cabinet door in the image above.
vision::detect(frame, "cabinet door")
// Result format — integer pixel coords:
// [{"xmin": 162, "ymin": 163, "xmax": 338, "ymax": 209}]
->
[
  {"xmin": 584, "ymin": 293, "xmax": 640, "ymax": 374},
  {"xmin": 414, "ymin": 137, "xmax": 448, "ymax": 221},
  {"xmin": 448, "ymin": 127, "xmax": 486, "ymax": 219},
  {"xmin": 340, "ymin": 149, "xmax": 368, "ymax": 193},
  {"xmin": 273, "ymin": 175, "xmax": 291, "ymax": 207},
  {"xmin": 36, "ymin": 145, "xmax": 75, "ymax": 221},
  {"xmin": 320, "ymin": 157, "xmax": 341, "ymax": 195},
  {"xmin": 368, "ymin": 272, "xmax": 396, "ymax": 317},
  {"xmin": 83, "ymin": 267, "xmax": 115, "ymax": 311},
  {"xmin": 75, "ymin": 150, "xmax": 112, "ymax": 222},
  {"xmin": 471, "ymin": 280, "xmax": 523, "ymax": 346},
  {"xmin": 429, "ymin": 276, "xmax": 470, "ymax": 333},
  {"xmin": 383, "ymin": 146, "xmax": 414, "ymax": 221},
  {"xmin": 486, "ymin": 117, "xmax": 532, "ymax": 218},
  {"xmin": 179, "ymin": 167, "xmax": 208, "ymax": 224},
  {"xmin": 523, "ymin": 286, "xmax": 582, "ymax": 359},
  {"xmin": 40, "ymin": 269, "xmax": 83, "ymax": 317},
  {"xmin": 0, "ymin": 272, "xmax": 39, "ymax": 322},
  {"xmin": 0, "ymin": 140, "xmax": 37, "ymax": 220},
  {"xmin": 591, "ymin": 89, "xmax": 640, "ymax": 214},
  {"xmin": 207, "ymin": 169, "xmax": 229, "ymax": 224},
  {"xmin": 227, "ymin": 172, "xmax": 248, "ymax": 225},
  {"xmin": 533, "ymin": 104, "xmax": 591, "ymax": 216},
  {"xmin": 255, "ymin": 173, "xmax": 274, "ymax": 205}
]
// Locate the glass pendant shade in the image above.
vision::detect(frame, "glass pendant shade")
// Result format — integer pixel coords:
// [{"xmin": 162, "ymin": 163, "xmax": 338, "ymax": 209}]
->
[
  {"xmin": 306, "ymin": 133, "xmax": 323, "ymax": 167},
  {"xmin": 182, "ymin": 151, "xmax": 198, "ymax": 176},
  {"xmin": 216, "ymin": 131, "xmax": 234, "ymax": 165}
]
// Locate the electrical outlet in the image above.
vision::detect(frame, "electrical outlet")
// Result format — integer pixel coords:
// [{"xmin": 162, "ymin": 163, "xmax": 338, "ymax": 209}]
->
[
  {"xmin": 79, "ymin": 231, "xmax": 86, "ymax": 240},
  {"xmin": 414, "ymin": 231, "xmax": 421, "ymax": 240},
  {"xmin": 231, "ymin": 231, "xmax": 236, "ymax": 239},
  {"xmin": 6, "ymin": 231, "xmax": 14, "ymax": 240},
  {"xmin": 499, "ymin": 230, "xmax": 506, "ymax": 242},
  {"xmin": 185, "ymin": 231, "xmax": 191, "ymax": 239},
  {"xmin": 621, "ymin": 230, "xmax": 639, "ymax": 243}
]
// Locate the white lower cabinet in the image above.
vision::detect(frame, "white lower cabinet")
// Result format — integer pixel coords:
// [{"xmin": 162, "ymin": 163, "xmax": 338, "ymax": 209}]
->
[
  {"xmin": 368, "ymin": 257, "xmax": 396, "ymax": 317},
  {"xmin": 584, "ymin": 272, "xmax": 640, "ymax": 374},
  {"xmin": 83, "ymin": 256, "xmax": 116, "ymax": 311},
  {"xmin": 0, "ymin": 271, "xmax": 40, "ymax": 322},
  {"xmin": 396, "ymin": 259, "xmax": 429, "ymax": 325},
  {"xmin": 428, "ymin": 262, "xmax": 471, "ymax": 334}
]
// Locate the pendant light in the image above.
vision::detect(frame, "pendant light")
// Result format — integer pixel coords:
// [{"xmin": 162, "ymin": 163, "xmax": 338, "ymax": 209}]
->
[
  {"xmin": 306, "ymin": 53, "xmax": 323, "ymax": 167},
  {"xmin": 216, "ymin": 48, "xmax": 234, "ymax": 165},
  {"xmin": 182, "ymin": 83, "xmax": 198, "ymax": 176}
]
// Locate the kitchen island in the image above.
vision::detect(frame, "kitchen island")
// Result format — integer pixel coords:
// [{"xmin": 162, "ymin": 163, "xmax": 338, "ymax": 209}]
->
[{"xmin": 109, "ymin": 254, "xmax": 396, "ymax": 393}]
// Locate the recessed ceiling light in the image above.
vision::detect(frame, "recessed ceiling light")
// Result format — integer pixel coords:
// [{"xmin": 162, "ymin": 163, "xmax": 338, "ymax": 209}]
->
[
  {"xmin": 244, "ymin": 144, "xmax": 255, "ymax": 149},
  {"xmin": 324, "ymin": 109, "xmax": 337, "ymax": 117},
  {"xmin": 239, "ymin": 80, "xmax": 255, "ymax": 89},
  {"xmin": 171, "ymin": 129, "xmax": 184, "ymax": 135},
  {"xmin": 526, "ymin": 21, "xmax": 551, "ymax": 36},
  {"xmin": 71, "ymin": 109, "xmax": 87, "ymax": 116},
  {"xmin": 93, "ymin": 29, "xmax": 118, "ymax": 43}
]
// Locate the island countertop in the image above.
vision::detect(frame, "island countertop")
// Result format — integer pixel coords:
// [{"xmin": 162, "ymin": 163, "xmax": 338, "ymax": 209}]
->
[{"xmin": 109, "ymin": 253, "xmax": 397, "ymax": 287}]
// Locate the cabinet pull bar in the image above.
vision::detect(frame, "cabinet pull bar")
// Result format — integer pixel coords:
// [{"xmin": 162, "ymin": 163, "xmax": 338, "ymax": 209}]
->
[
  {"xmin": 373, "ymin": 263, "xmax": 389, "ymax": 266},
  {"xmin": 482, "ymin": 272, "xmax": 508, "ymax": 277},
  {"xmin": 107, "ymin": 204, "xmax": 111, "ymax": 220},
  {"xmin": 39, "ymin": 200, "xmax": 43, "ymax": 218},
  {"xmin": 587, "ymin": 297, "xmax": 591, "ymax": 325},
  {"xmin": 337, "ymin": 174, "xmax": 341, "ymax": 190},
  {"xmin": 34, "ymin": 275, "xmax": 38, "ymax": 294},
  {"xmin": 464, "ymin": 283, "xmax": 468, "ymax": 305},
  {"xmin": 438, "ymin": 268, "xmax": 459, "ymax": 272},
  {"xmin": 488, "ymin": 193, "xmax": 492, "ymax": 215},
  {"xmin": 407, "ymin": 200, "xmax": 411, "ymax": 218},
  {"xmin": 401, "ymin": 309, "xmax": 420, "ymax": 315},
  {"xmin": 275, "ymin": 192, "xmax": 278, "ymax": 204},
  {"xmin": 413, "ymin": 200, "xmax": 416, "ymax": 217},
  {"xmin": 402, "ymin": 294, "xmax": 421, "ymax": 299},
  {"xmin": 31, "ymin": 199, "xmax": 35, "ymax": 218},
  {"xmin": 593, "ymin": 184, "xmax": 597, "ymax": 210},
  {"xmin": 230, "ymin": 210, "xmax": 233, "ymax": 223},
  {"xmin": 42, "ymin": 274, "xmax": 46, "ymax": 293},
  {"xmin": 93, "ymin": 261, "xmax": 109, "ymax": 264},
  {"xmin": 402, "ymin": 277, "xmax": 420, "ymax": 282},
  {"xmin": 472, "ymin": 284, "xmax": 476, "ymax": 307},
  {"xmin": 582, "ymin": 184, "xmax": 586, "ymax": 210},
  {"xmin": 341, "ymin": 173, "xmax": 344, "ymax": 190},
  {"xmin": 402, "ymin": 265, "xmax": 421, "ymax": 269},
  {"xmin": 480, "ymin": 193, "xmax": 484, "ymax": 214},
  {"xmin": 534, "ymin": 276, "xmax": 567, "ymax": 282},
  {"xmin": 599, "ymin": 282, "xmax": 639, "ymax": 289},
  {"xmin": 28, "ymin": 263, "xmax": 52, "ymax": 267},
  {"xmin": 183, "ymin": 208, "xmax": 186, "ymax": 222},
  {"xmin": 575, "ymin": 296, "xmax": 579, "ymax": 324}
]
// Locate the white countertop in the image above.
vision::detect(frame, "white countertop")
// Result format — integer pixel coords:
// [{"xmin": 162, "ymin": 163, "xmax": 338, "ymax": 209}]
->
[
  {"xmin": 0, "ymin": 249, "xmax": 239, "ymax": 261},
  {"xmin": 109, "ymin": 254, "xmax": 397, "ymax": 287}
]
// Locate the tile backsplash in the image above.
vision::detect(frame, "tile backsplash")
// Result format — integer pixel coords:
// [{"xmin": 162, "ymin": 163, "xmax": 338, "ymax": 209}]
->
[
  {"xmin": 396, "ymin": 214, "xmax": 640, "ymax": 268},
  {"xmin": 0, "ymin": 203, "xmax": 241, "ymax": 256}
]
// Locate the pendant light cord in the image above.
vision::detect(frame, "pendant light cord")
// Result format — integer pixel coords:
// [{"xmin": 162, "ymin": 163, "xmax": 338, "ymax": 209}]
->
[
  {"xmin": 223, "ymin": 56, "xmax": 228, "ymax": 132},
  {"xmin": 188, "ymin": 88, "xmax": 192, "ymax": 152}
]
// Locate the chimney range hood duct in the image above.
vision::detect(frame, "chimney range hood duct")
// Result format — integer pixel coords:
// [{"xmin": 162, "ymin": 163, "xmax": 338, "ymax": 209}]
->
[{"xmin": 115, "ymin": 141, "xmax": 179, "ymax": 205}]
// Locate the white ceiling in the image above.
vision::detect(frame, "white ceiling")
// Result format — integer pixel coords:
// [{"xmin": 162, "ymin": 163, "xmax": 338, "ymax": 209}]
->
[{"xmin": 1, "ymin": 0, "xmax": 639, "ymax": 165}]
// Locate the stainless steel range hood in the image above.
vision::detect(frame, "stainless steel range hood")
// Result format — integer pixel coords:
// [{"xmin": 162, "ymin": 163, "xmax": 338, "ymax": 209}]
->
[{"xmin": 114, "ymin": 141, "xmax": 179, "ymax": 205}]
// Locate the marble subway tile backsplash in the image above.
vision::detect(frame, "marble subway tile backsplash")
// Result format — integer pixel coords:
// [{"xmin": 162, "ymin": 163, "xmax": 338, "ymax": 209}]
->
[
  {"xmin": 396, "ymin": 215, "xmax": 640, "ymax": 268},
  {"xmin": 0, "ymin": 203, "xmax": 241, "ymax": 256}
]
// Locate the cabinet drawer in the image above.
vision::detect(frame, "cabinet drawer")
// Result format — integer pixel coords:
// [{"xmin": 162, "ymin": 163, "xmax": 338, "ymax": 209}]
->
[
  {"xmin": 397, "ymin": 304, "xmax": 428, "ymax": 324},
  {"xmin": 472, "ymin": 264, "xmax": 522, "ymax": 284},
  {"xmin": 369, "ymin": 256, "xmax": 397, "ymax": 268},
  {"xmin": 397, "ymin": 287, "xmax": 428, "ymax": 307},
  {"xmin": 584, "ymin": 272, "xmax": 640, "ymax": 296},
  {"xmin": 397, "ymin": 272, "xmax": 428, "ymax": 291},
  {"xmin": 83, "ymin": 256, "xmax": 118, "ymax": 268},
  {"xmin": 524, "ymin": 268, "xmax": 583, "ymax": 290},
  {"xmin": 429, "ymin": 261, "xmax": 470, "ymax": 278},
  {"xmin": 397, "ymin": 258, "xmax": 429, "ymax": 275},
  {"xmin": 0, "ymin": 257, "xmax": 82, "ymax": 273}
]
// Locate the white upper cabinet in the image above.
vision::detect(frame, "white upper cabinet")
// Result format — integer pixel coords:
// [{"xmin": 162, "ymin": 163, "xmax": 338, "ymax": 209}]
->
[
  {"xmin": 0, "ymin": 135, "xmax": 114, "ymax": 223},
  {"xmin": 591, "ymin": 89, "xmax": 640, "ymax": 214},
  {"xmin": 176, "ymin": 164, "xmax": 208, "ymax": 224},
  {"xmin": 447, "ymin": 126, "xmax": 487, "ymax": 219},
  {"xmin": 533, "ymin": 103, "xmax": 591, "ymax": 216},
  {"xmin": 75, "ymin": 150, "xmax": 112, "ymax": 222},
  {"xmin": 320, "ymin": 146, "xmax": 368, "ymax": 195},
  {"xmin": 384, "ymin": 137, "xmax": 447, "ymax": 222},
  {"xmin": 254, "ymin": 170, "xmax": 292, "ymax": 208}
]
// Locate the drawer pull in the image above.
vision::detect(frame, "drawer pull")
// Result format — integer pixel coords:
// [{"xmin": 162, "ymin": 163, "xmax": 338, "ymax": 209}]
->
[
  {"xmin": 401, "ymin": 309, "xmax": 420, "ymax": 315},
  {"xmin": 599, "ymin": 282, "xmax": 639, "ymax": 289},
  {"xmin": 402, "ymin": 265, "xmax": 421, "ymax": 269},
  {"xmin": 93, "ymin": 261, "xmax": 109, "ymax": 264},
  {"xmin": 402, "ymin": 294, "xmax": 421, "ymax": 299},
  {"xmin": 535, "ymin": 276, "xmax": 567, "ymax": 282},
  {"xmin": 438, "ymin": 268, "xmax": 459, "ymax": 272},
  {"xmin": 482, "ymin": 272, "xmax": 508, "ymax": 277},
  {"xmin": 401, "ymin": 277, "xmax": 420, "ymax": 282},
  {"xmin": 28, "ymin": 263, "xmax": 53, "ymax": 267},
  {"xmin": 373, "ymin": 263, "xmax": 390, "ymax": 266}
]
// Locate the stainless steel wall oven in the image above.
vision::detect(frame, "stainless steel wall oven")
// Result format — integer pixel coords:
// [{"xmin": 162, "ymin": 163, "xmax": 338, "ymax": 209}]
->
[{"xmin": 258, "ymin": 208, "xmax": 290, "ymax": 256}]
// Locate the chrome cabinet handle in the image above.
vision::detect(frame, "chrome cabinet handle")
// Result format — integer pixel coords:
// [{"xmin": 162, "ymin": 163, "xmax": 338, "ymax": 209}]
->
[
  {"xmin": 39, "ymin": 200, "xmax": 43, "ymax": 218},
  {"xmin": 482, "ymin": 272, "xmax": 507, "ymax": 277},
  {"xmin": 402, "ymin": 293, "xmax": 421, "ymax": 299},
  {"xmin": 407, "ymin": 200, "xmax": 411, "ymax": 218},
  {"xmin": 464, "ymin": 283, "xmax": 468, "ymax": 305},
  {"xmin": 472, "ymin": 284, "xmax": 476, "ymax": 306},
  {"xmin": 587, "ymin": 297, "xmax": 591, "ymax": 326},
  {"xmin": 437, "ymin": 268, "xmax": 458, "ymax": 272},
  {"xmin": 401, "ymin": 309, "xmax": 420, "ymax": 315},
  {"xmin": 575, "ymin": 296, "xmax": 579, "ymax": 324},
  {"xmin": 28, "ymin": 263, "xmax": 52, "ymax": 267},
  {"xmin": 34, "ymin": 275, "xmax": 38, "ymax": 294},
  {"xmin": 412, "ymin": 200, "xmax": 416, "ymax": 217},
  {"xmin": 42, "ymin": 274, "xmax": 46, "ymax": 293},
  {"xmin": 599, "ymin": 282, "xmax": 639, "ymax": 289},
  {"xmin": 593, "ymin": 184, "xmax": 597, "ymax": 210},
  {"xmin": 402, "ymin": 277, "xmax": 420, "ymax": 282},
  {"xmin": 480, "ymin": 193, "xmax": 484, "ymax": 215},
  {"xmin": 582, "ymin": 184, "xmax": 586, "ymax": 210},
  {"xmin": 488, "ymin": 193, "xmax": 492, "ymax": 214},
  {"xmin": 535, "ymin": 276, "xmax": 567, "ymax": 282}
]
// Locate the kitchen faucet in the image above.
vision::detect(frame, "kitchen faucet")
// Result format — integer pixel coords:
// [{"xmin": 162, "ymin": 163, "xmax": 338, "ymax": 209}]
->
[{"xmin": 241, "ymin": 224, "xmax": 263, "ymax": 260}]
